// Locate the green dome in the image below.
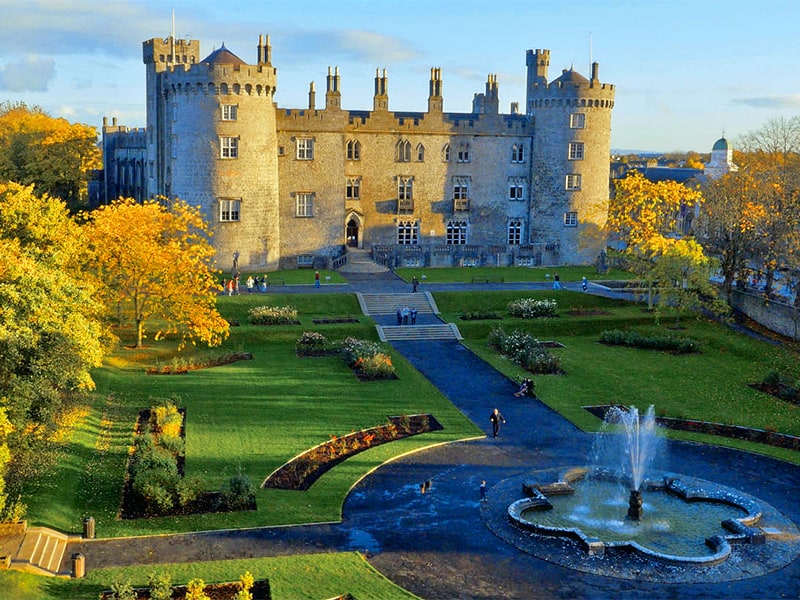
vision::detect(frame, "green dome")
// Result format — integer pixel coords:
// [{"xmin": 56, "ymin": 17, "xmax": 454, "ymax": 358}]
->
[{"xmin": 712, "ymin": 137, "xmax": 729, "ymax": 151}]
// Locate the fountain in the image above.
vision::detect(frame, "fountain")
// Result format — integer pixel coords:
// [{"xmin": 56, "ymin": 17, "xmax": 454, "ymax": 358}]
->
[{"xmin": 496, "ymin": 404, "xmax": 800, "ymax": 582}]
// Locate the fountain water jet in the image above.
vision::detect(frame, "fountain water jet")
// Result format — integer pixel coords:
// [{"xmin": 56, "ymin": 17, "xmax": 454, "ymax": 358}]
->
[{"xmin": 601, "ymin": 405, "xmax": 661, "ymax": 521}]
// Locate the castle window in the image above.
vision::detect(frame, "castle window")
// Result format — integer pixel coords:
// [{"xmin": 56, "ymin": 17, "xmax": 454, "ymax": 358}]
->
[
  {"xmin": 568, "ymin": 142, "xmax": 584, "ymax": 161},
  {"xmin": 220, "ymin": 136, "xmax": 238, "ymax": 159},
  {"xmin": 565, "ymin": 174, "xmax": 582, "ymax": 190},
  {"xmin": 219, "ymin": 198, "xmax": 241, "ymax": 222},
  {"xmin": 511, "ymin": 144, "xmax": 525, "ymax": 163},
  {"xmin": 564, "ymin": 211, "xmax": 578, "ymax": 227},
  {"xmin": 396, "ymin": 139, "xmax": 411, "ymax": 162},
  {"xmin": 221, "ymin": 104, "xmax": 238, "ymax": 121},
  {"xmin": 508, "ymin": 219, "xmax": 523, "ymax": 245},
  {"xmin": 296, "ymin": 138, "xmax": 314, "ymax": 160},
  {"xmin": 397, "ymin": 220, "xmax": 419, "ymax": 245},
  {"xmin": 508, "ymin": 178, "xmax": 525, "ymax": 201},
  {"xmin": 346, "ymin": 177, "xmax": 361, "ymax": 200},
  {"xmin": 457, "ymin": 143, "xmax": 470, "ymax": 163},
  {"xmin": 442, "ymin": 144, "xmax": 451, "ymax": 162},
  {"xmin": 446, "ymin": 221, "xmax": 467, "ymax": 244},
  {"xmin": 295, "ymin": 193, "xmax": 314, "ymax": 217},
  {"xmin": 346, "ymin": 139, "xmax": 361, "ymax": 160},
  {"xmin": 570, "ymin": 113, "xmax": 585, "ymax": 129},
  {"xmin": 416, "ymin": 143, "xmax": 425, "ymax": 162},
  {"xmin": 172, "ymin": 103, "xmax": 178, "ymax": 122},
  {"xmin": 171, "ymin": 135, "xmax": 178, "ymax": 159},
  {"xmin": 398, "ymin": 177, "xmax": 414, "ymax": 213}
]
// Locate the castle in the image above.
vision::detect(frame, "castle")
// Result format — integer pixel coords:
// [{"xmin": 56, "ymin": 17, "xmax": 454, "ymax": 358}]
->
[{"xmin": 97, "ymin": 35, "xmax": 615, "ymax": 271}]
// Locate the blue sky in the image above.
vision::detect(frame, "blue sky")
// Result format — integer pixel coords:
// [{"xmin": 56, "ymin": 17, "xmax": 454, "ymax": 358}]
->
[{"xmin": 0, "ymin": 0, "xmax": 798, "ymax": 153}]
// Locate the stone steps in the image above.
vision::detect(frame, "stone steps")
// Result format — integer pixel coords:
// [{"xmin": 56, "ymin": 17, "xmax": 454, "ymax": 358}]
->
[
  {"xmin": 378, "ymin": 323, "xmax": 462, "ymax": 342},
  {"xmin": 357, "ymin": 292, "xmax": 439, "ymax": 315},
  {"xmin": 12, "ymin": 526, "xmax": 72, "ymax": 577},
  {"xmin": 337, "ymin": 249, "xmax": 390, "ymax": 273}
]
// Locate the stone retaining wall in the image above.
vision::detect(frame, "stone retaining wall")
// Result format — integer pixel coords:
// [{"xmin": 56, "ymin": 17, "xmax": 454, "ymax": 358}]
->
[{"xmin": 729, "ymin": 290, "xmax": 800, "ymax": 341}]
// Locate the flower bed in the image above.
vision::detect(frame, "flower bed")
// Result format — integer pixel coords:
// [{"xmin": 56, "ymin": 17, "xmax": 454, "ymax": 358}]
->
[
  {"xmin": 146, "ymin": 352, "xmax": 253, "ymax": 375},
  {"xmin": 507, "ymin": 298, "xmax": 557, "ymax": 318},
  {"xmin": 248, "ymin": 305, "xmax": 300, "ymax": 325},
  {"xmin": 100, "ymin": 578, "xmax": 270, "ymax": 600},
  {"xmin": 263, "ymin": 414, "xmax": 443, "ymax": 491},
  {"xmin": 296, "ymin": 333, "xmax": 397, "ymax": 379},
  {"xmin": 583, "ymin": 405, "xmax": 800, "ymax": 451}
]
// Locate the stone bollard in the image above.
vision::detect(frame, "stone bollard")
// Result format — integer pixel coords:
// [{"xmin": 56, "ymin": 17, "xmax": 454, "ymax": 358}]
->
[
  {"xmin": 82, "ymin": 516, "xmax": 95, "ymax": 539},
  {"xmin": 71, "ymin": 553, "xmax": 85, "ymax": 578}
]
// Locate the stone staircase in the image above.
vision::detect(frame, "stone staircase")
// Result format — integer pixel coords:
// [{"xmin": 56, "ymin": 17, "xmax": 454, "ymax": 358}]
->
[
  {"xmin": 357, "ymin": 292, "xmax": 462, "ymax": 341},
  {"xmin": 377, "ymin": 323, "xmax": 463, "ymax": 342},
  {"xmin": 337, "ymin": 248, "xmax": 390, "ymax": 273},
  {"xmin": 357, "ymin": 292, "xmax": 439, "ymax": 316},
  {"xmin": 11, "ymin": 526, "xmax": 73, "ymax": 577}
]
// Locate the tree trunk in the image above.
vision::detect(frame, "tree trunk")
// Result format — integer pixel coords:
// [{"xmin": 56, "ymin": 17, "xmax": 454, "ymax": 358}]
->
[{"xmin": 136, "ymin": 318, "xmax": 144, "ymax": 349}]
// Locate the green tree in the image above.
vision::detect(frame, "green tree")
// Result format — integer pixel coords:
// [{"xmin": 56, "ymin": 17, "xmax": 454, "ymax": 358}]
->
[
  {"xmin": 0, "ymin": 102, "xmax": 101, "ymax": 209},
  {"xmin": 0, "ymin": 183, "xmax": 108, "ymax": 495},
  {"xmin": 83, "ymin": 197, "xmax": 229, "ymax": 349}
]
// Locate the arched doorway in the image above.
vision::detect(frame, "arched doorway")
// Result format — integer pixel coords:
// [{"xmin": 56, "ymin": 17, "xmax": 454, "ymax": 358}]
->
[{"xmin": 346, "ymin": 217, "xmax": 360, "ymax": 248}]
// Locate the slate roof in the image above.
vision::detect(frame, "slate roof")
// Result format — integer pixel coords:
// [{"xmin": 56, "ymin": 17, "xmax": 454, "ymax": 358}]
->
[{"xmin": 201, "ymin": 44, "xmax": 247, "ymax": 66}]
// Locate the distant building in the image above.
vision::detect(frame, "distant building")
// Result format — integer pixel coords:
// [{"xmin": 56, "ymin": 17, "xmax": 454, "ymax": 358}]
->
[{"xmin": 96, "ymin": 35, "xmax": 615, "ymax": 271}]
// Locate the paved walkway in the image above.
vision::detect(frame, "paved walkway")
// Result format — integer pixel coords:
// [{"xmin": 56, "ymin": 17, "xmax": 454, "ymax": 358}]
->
[{"xmin": 64, "ymin": 271, "xmax": 800, "ymax": 599}]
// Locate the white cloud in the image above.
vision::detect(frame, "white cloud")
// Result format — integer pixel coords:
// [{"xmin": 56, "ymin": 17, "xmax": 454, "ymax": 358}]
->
[
  {"xmin": 733, "ymin": 96, "xmax": 800, "ymax": 109},
  {"xmin": 0, "ymin": 55, "xmax": 55, "ymax": 91}
]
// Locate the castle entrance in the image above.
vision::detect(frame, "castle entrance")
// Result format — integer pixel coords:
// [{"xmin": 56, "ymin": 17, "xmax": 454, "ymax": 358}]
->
[{"xmin": 346, "ymin": 218, "xmax": 360, "ymax": 248}]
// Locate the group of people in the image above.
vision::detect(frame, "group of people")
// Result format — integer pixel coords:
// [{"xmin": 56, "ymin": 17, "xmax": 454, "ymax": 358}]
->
[
  {"xmin": 225, "ymin": 273, "xmax": 270, "ymax": 295},
  {"xmin": 552, "ymin": 274, "xmax": 589, "ymax": 292},
  {"xmin": 396, "ymin": 305, "xmax": 418, "ymax": 325},
  {"xmin": 513, "ymin": 377, "xmax": 535, "ymax": 398}
]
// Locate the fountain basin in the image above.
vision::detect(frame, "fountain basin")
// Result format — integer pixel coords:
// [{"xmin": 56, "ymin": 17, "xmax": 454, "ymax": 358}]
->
[{"xmin": 508, "ymin": 468, "xmax": 763, "ymax": 566}]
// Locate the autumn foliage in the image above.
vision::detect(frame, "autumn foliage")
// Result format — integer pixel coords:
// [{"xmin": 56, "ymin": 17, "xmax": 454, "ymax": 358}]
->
[{"xmin": 83, "ymin": 197, "xmax": 229, "ymax": 349}]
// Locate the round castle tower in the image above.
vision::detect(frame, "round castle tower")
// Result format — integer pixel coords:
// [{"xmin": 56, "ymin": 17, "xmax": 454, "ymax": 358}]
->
[
  {"xmin": 525, "ymin": 49, "xmax": 615, "ymax": 264},
  {"xmin": 143, "ymin": 36, "xmax": 280, "ymax": 272}
]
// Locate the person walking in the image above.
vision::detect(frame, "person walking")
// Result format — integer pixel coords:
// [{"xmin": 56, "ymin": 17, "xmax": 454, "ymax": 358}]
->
[
  {"xmin": 314, "ymin": 270, "xmax": 320, "ymax": 288},
  {"xmin": 410, "ymin": 308, "xmax": 418, "ymax": 325},
  {"xmin": 553, "ymin": 273, "xmax": 561, "ymax": 290},
  {"xmin": 489, "ymin": 408, "xmax": 506, "ymax": 438},
  {"xmin": 246, "ymin": 275, "xmax": 255, "ymax": 293},
  {"xmin": 581, "ymin": 276, "xmax": 588, "ymax": 292},
  {"xmin": 480, "ymin": 480, "xmax": 488, "ymax": 502},
  {"xmin": 412, "ymin": 276, "xmax": 419, "ymax": 292}
]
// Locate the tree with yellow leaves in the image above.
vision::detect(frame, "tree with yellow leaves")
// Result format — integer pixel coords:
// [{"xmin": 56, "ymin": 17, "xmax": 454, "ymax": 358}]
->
[
  {"xmin": 83, "ymin": 197, "xmax": 229, "ymax": 349},
  {"xmin": 647, "ymin": 238, "xmax": 725, "ymax": 326},
  {"xmin": 0, "ymin": 102, "xmax": 101, "ymax": 210},
  {"xmin": 608, "ymin": 170, "xmax": 707, "ymax": 311},
  {"xmin": 695, "ymin": 170, "xmax": 770, "ymax": 296}
]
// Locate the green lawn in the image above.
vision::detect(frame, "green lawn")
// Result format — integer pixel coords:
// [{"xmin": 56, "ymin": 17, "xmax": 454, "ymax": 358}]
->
[
  {"xmin": 23, "ymin": 293, "xmax": 481, "ymax": 538},
  {"xmin": 394, "ymin": 265, "xmax": 633, "ymax": 284},
  {"xmin": 0, "ymin": 553, "xmax": 418, "ymax": 600},
  {"xmin": 435, "ymin": 289, "xmax": 800, "ymax": 463}
]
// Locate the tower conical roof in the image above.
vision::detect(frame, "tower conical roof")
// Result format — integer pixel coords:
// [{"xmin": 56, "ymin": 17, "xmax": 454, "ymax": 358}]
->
[
  {"xmin": 552, "ymin": 68, "xmax": 589, "ymax": 85},
  {"xmin": 201, "ymin": 44, "xmax": 246, "ymax": 66}
]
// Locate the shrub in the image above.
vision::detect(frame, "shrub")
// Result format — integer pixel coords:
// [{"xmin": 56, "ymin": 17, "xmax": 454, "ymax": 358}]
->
[
  {"xmin": 186, "ymin": 579, "xmax": 211, "ymax": 600},
  {"xmin": 763, "ymin": 371, "xmax": 782, "ymax": 386},
  {"xmin": 507, "ymin": 297, "xmax": 557, "ymax": 318},
  {"xmin": 235, "ymin": 571, "xmax": 255, "ymax": 600},
  {"xmin": 147, "ymin": 572, "xmax": 173, "ymax": 600},
  {"xmin": 157, "ymin": 432, "xmax": 185, "ymax": 458},
  {"xmin": 110, "ymin": 579, "xmax": 136, "ymax": 600},
  {"xmin": 487, "ymin": 326, "xmax": 562, "ymax": 374},
  {"xmin": 339, "ymin": 337, "xmax": 382, "ymax": 365},
  {"xmin": 460, "ymin": 309, "xmax": 500, "ymax": 320},
  {"xmin": 151, "ymin": 401, "xmax": 182, "ymax": 437},
  {"xmin": 355, "ymin": 353, "xmax": 395, "ymax": 379},
  {"xmin": 175, "ymin": 476, "xmax": 204, "ymax": 508},
  {"xmin": 295, "ymin": 331, "xmax": 329, "ymax": 355},
  {"xmin": 222, "ymin": 472, "xmax": 256, "ymax": 511},
  {"xmin": 248, "ymin": 305, "xmax": 298, "ymax": 325},
  {"xmin": 598, "ymin": 329, "xmax": 699, "ymax": 353}
]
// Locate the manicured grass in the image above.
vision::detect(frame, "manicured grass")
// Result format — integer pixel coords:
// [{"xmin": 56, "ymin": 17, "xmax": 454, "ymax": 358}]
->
[
  {"xmin": 394, "ymin": 265, "xmax": 633, "ymax": 284},
  {"xmin": 436, "ymin": 289, "xmax": 800, "ymax": 464},
  {"xmin": 1, "ymin": 553, "xmax": 418, "ymax": 600},
  {"xmin": 22, "ymin": 292, "xmax": 481, "ymax": 538}
]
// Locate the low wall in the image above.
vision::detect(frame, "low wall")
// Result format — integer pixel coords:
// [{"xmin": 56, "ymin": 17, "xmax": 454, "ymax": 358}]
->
[{"xmin": 728, "ymin": 290, "xmax": 800, "ymax": 341}]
